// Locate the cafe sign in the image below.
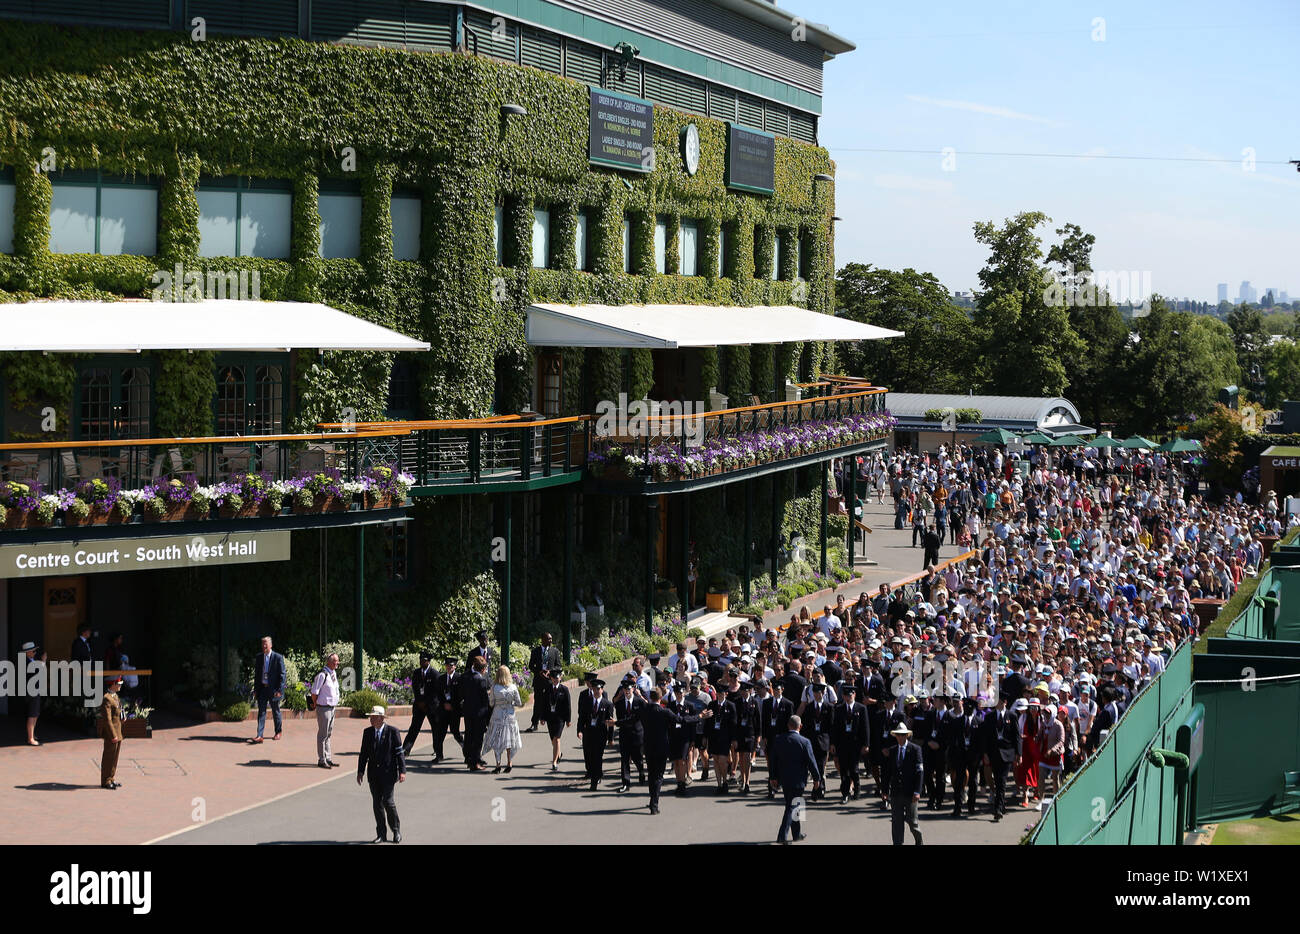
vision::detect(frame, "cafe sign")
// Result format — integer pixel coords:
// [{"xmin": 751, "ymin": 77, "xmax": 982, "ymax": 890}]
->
[
  {"xmin": 0, "ymin": 530, "xmax": 291, "ymax": 579},
  {"xmin": 588, "ymin": 88, "xmax": 654, "ymax": 173}
]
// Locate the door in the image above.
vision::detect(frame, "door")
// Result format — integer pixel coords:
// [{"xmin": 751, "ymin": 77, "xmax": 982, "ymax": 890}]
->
[{"xmin": 44, "ymin": 576, "xmax": 86, "ymax": 663}]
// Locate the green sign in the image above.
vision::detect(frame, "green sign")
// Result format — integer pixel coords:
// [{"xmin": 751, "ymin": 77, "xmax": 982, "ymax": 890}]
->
[
  {"xmin": 726, "ymin": 123, "xmax": 775, "ymax": 194},
  {"xmin": 588, "ymin": 87, "xmax": 654, "ymax": 173},
  {"xmin": 0, "ymin": 530, "xmax": 291, "ymax": 579}
]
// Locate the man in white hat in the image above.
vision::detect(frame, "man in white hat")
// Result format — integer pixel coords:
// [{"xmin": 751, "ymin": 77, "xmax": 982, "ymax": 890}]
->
[
  {"xmin": 357, "ymin": 706, "xmax": 406, "ymax": 843},
  {"xmin": 885, "ymin": 722, "xmax": 924, "ymax": 845}
]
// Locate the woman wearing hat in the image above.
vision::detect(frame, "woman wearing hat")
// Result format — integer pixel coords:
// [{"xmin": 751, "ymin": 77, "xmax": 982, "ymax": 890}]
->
[
  {"xmin": 483, "ymin": 666, "xmax": 524, "ymax": 773},
  {"xmin": 22, "ymin": 642, "xmax": 45, "ymax": 746},
  {"xmin": 1016, "ymin": 698, "xmax": 1041, "ymax": 806}
]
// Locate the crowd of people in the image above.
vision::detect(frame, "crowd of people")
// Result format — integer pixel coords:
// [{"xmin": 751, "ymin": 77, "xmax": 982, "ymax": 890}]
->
[{"xmin": 345, "ymin": 439, "xmax": 1296, "ymax": 844}]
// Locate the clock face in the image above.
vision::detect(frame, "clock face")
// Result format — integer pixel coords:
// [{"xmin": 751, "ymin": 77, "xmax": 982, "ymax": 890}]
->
[{"xmin": 682, "ymin": 124, "xmax": 700, "ymax": 175}]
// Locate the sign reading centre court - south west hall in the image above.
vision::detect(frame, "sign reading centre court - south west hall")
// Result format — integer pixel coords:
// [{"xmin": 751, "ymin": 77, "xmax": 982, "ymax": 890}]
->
[{"xmin": 0, "ymin": 530, "xmax": 291, "ymax": 579}]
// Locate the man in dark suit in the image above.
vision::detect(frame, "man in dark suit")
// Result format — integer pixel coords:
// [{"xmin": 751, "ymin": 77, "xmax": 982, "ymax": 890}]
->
[
  {"xmin": 946, "ymin": 696, "xmax": 984, "ymax": 817},
  {"xmin": 402, "ymin": 652, "xmax": 438, "ymax": 756},
  {"xmin": 467, "ymin": 629, "xmax": 492, "ymax": 670},
  {"xmin": 460, "ymin": 658, "xmax": 491, "ymax": 771},
  {"xmin": 639, "ymin": 688, "xmax": 707, "ymax": 814},
  {"xmin": 70, "ymin": 625, "xmax": 93, "ymax": 664},
  {"xmin": 357, "ymin": 706, "xmax": 406, "ymax": 843},
  {"xmin": 768, "ymin": 715, "xmax": 821, "ymax": 844},
  {"xmin": 251, "ymin": 636, "xmax": 286, "ymax": 743},
  {"xmin": 830, "ymin": 684, "xmax": 869, "ymax": 803},
  {"xmin": 761, "ymin": 681, "xmax": 795, "ymax": 797},
  {"xmin": 1088, "ymin": 685, "xmax": 1121, "ymax": 752},
  {"xmin": 525, "ymin": 633, "xmax": 562, "ymax": 732},
  {"xmin": 577, "ymin": 678, "xmax": 614, "ymax": 791},
  {"xmin": 1001, "ymin": 655, "xmax": 1030, "ymax": 706},
  {"xmin": 887, "ymin": 723, "xmax": 924, "ymax": 845},
  {"xmin": 612, "ymin": 674, "xmax": 646, "ymax": 792},
  {"xmin": 801, "ymin": 683, "xmax": 835, "ymax": 800},
  {"xmin": 543, "ymin": 668, "xmax": 571, "ymax": 772},
  {"xmin": 432, "ymin": 656, "xmax": 463, "ymax": 761},
  {"xmin": 982, "ymin": 699, "xmax": 1021, "ymax": 821},
  {"xmin": 921, "ymin": 524, "xmax": 942, "ymax": 570}
]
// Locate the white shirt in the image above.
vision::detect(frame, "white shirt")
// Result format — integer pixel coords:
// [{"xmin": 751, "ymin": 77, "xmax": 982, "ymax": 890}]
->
[
  {"xmin": 311, "ymin": 667, "xmax": 341, "ymax": 706},
  {"xmin": 668, "ymin": 652, "xmax": 698, "ymax": 674}
]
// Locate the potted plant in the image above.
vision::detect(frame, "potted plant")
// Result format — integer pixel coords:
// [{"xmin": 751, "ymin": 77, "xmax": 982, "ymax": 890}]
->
[
  {"xmin": 121, "ymin": 701, "xmax": 152, "ymax": 739},
  {"xmin": 705, "ymin": 568, "xmax": 729, "ymax": 612}
]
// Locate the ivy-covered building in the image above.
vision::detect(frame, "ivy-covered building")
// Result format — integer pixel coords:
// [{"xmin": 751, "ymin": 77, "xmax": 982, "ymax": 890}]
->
[{"xmin": 0, "ymin": 1, "xmax": 894, "ymax": 702}]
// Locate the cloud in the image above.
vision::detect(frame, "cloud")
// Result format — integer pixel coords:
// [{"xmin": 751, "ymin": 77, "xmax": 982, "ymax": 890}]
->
[
  {"xmin": 872, "ymin": 173, "xmax": 955, "ymax": 193},
  {"xmin": 904, "ymin": 94, "xmax": 1065, "ymax": 127}
]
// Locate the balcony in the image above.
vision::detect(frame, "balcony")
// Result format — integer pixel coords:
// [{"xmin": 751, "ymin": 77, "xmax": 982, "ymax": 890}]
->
[{"xmin": 585, "ymin": 386, "xmax": 893, "ymax": 493}]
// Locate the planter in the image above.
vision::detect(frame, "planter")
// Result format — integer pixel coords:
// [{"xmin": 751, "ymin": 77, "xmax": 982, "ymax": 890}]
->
[
  {"xmin": 706, "ymin": 591, "xmax": 729, "ymax": 612},
  {"xmin": 121, "ymin": 719, "xmax": 151, "ymax": 739},
  {"xmin": 295, "ymin": 495, "xmax": 350, "ymax": 515},
  {"xmin": 90, "ymin": 506, "xmax": 130, "ymax": 525},
  {"xmin": 364, "ymin": 492, "xmax": 394, "ymax": 510},
  {"xmin": 219, "ymin": 501, "xmax": 280, "ymax": 520},
  {"xmin": 3, "ymin": 511, "xmax": 52, "ymax": 530}
]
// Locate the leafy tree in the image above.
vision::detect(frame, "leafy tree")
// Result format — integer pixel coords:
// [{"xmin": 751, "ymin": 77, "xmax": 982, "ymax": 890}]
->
[
  {"xmin": 1265, "ymin": 339, "xmax": 1300, "ymax": 405},
  {"xmin": 1199, "ymin": 403, "xmax": 1246, "ymax": 490},
  {"xmin": 970, "ymin": 212, "xmax": 1083, "ymax": 395},
  {"xmin": 835, "ymin": 263, "xmax": 974, "ymax": 392},
  {"xmin": 1226, "ymin": 304, "xmax": 1272, "ymax": 401}
]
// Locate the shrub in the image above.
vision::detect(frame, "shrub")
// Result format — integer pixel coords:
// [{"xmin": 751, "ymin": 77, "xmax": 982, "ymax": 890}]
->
[
  {"xmin": 283, "ymin": 682, "xmax": 308, "ymax": 712},
  {"xmin": 344, "ymin": 688, "xmax": 387, "ymax": 713},
  {"xmin": 220, "ymin": 701, "xmax": 250, "ymax": 722}
]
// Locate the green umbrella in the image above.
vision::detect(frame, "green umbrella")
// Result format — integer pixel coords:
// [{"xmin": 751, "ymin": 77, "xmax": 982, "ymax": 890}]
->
[
  {"xmin": 1121, "ymin": 435, "xmax": 1158, "ymax": 449},
  {"xmin": 1048, "ymin": 433, "xmax": 1087, "ymax": 447},
  {"xmin": 973, "ymin": 427, "xmax": 1018, "ymax": 445},
  {"xmin": 1090, "ymin": 434, "xmax": 1123, "ymax": 448},
  {"xmin": 1158, "ymin": 437, "xmax": 1201, "ymax": 453},
  {"xmin": 1019, "ymin": 430, "xmax": 1054, "ymax": 445}
]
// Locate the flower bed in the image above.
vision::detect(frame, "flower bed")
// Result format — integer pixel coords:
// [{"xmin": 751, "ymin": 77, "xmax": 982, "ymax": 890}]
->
[
  {"xmin": 0, "ymin": 465, "xmax": 414, "ymax": 529},
  {"xmin": 588, "ymin": 412, "xmax": 896, "ymax": 482}
]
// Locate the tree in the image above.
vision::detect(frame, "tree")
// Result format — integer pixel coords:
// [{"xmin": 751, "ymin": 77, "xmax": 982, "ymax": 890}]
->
[
  {"xmin": 1265, "ymin": 339, "xmax": 1300, "ymax": 405},
  {"xmin": 970, "ymin": 212, "xmax": 1084, "ymax": 395},
  {"xmin": 1226, "ymin": 304, "xmax": 1271, "ymax": 402},
  {"xmin": 1199, "ymin": 403, "xmax": 1246, "ymax": 491},
  {"xmin": 835, "ymin": 263, "xmax": 974, "ymax": 392}
]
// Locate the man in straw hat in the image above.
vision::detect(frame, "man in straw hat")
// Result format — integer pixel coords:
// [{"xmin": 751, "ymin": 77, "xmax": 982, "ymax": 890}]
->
[
  {"xmin": 886, "ymin": 721, "xmax": 924, "ymax": 845},
  {"xmin": 357, "ymin": 705, "xmax": 406, "ymax": 843}
]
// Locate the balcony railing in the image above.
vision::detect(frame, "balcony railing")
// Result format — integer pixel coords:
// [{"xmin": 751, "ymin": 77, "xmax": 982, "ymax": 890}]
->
[
  {"xmin": 586, "ymin": 388, "xmax": 893, "ymax": 486},
  {"xmin": 0, "ymin": 416, "xmax": 587, "ymax": 531}
]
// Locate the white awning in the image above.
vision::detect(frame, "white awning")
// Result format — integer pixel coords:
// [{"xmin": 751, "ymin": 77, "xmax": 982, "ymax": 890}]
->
[
  {"xmin": 1, "ymin": 300, "xmax": 430, "ymax": 352},
  {"xmin": 526, "ymin": 303, "xmax": 903, "ymax": 348}
]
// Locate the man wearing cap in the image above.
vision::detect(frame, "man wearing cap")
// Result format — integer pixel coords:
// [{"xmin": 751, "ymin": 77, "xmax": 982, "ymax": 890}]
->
[
  {"xmin": 946, "ymin": 697, "xmax": 984, "ymax": 817},
  {"xmin": 982, "ymin": 698, "xmax": 1021, "ymax": 820},
  {"xmin": 613, "ymin": 674, "xmax": 646, "ymax": 792},
  {"xmin": 761, "ymin": 680, "xmax": 794, "ymax": 794},
  {"xmin": 357, "ymin": 706, "xmax": 406, "ymax": 843},
  {"xmin": 525, "ymin": 632, "xmax": 561, "ymax": 732},
  {"xmin": 97, "ymin": 675, "xmax": 125, "ymax": 789},
  {"xmin": 432, "ymin": 656, "xmax": 463, "ymax": 762},
  {"xmin": 402, "ymin": 652, "xmax": 438, "ymax": 757},
  {"xmin": 639, "ymin": 688, "xmax": 709, "ymax": 813},
  {"xmin": 543, "ymin": 668, "xmax": 570, "ymax": 772},
  {"xmin": 733, "ymin": 680, "xmax": 760, "ymax": 794},
  {"xmin": 801, "ymin": 683, "xmax": 834, "ymax": 800},
  {"xmin": 577, "ymin": 678, "xmax": 614, "ymax": 791},
  {"xmin": 705, "ymin": 680, "xmax": 738, "ymax": 794},
  {"xmin": 830, "ymin": 684, "xmax": 869, "ymax": 804},
  {"xmin": 769, "ymin": 715, "xmax": 820, "ymax": 844},
  {"xmin": 885, "ymin": 723, "xmax": 924, "ymax": 845}
]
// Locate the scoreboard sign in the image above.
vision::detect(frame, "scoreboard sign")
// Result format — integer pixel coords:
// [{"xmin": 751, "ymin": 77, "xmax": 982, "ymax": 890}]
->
[
  {"xmin": 726, "ymin": 124, "xmax": 775, "ymax": 194},
  {"xmin": 589, "ymin": 88, "xmax": 654, "ymax": 173}
]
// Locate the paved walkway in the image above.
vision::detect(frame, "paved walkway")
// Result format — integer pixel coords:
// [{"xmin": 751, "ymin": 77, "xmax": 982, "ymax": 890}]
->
[{"xmin": 0, "ymin": 501, "xmax": 1015, "ymax": 845}]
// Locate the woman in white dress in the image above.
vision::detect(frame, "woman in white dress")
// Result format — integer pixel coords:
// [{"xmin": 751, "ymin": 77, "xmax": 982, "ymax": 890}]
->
[{"xmin": 483, "ymin": 665, "xmax": 524, "ymax": 773}]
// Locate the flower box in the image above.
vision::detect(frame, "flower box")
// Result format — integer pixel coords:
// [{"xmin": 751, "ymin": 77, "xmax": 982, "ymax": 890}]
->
[
  {"xmin": 295, "ymin": 494, "xmax": 349, "ymax": 514},
  {"xmin": 91, "ymin": 506, "xmax": 130, "ymax": 525},
  {"xmin": 122, "ymin": 718, "xmax": 151, "ymax": 739},
  {"xmin": 364, "ymin": 492, "xmax": 394, "ymax": 510},
  {"xmin": 4, "ymin": 510, "xmax": 50, "ymax": 529},
  {"xmin": 218, "ymin": 501, "xmax": 279, "ymax": 520},
  {"xmin": 146, "ymin": 503, "xmax": 205, "ymax": 523}
]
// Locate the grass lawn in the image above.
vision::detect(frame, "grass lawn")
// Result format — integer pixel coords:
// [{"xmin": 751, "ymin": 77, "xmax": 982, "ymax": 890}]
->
[{"xmin": 1212, "ymin": 812, "xmax": 1300, "ymax": 845}]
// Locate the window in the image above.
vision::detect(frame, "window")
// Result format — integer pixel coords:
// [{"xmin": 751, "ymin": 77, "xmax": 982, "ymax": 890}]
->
[
  {"xmin": 76, "ymin": 363, "xmax": 152, "ymax": 441},
  {"xmin": 654, "ymin": 217, "xmax": 667, "ymax": 274},
  {"xmin": 493, "ymin": 203, "xmax": 505, "ymax": 265},
  {"xmin": 537, "ymin": 352, "xmax": 562, "ymax": 417},
  {"xmin": 0, "ymin": 167, "xmax": 14, "ymax": 254},
  {"xmin": 679, "ymin": 220, "xmax": 699, "ymax": 276},
  {"xmin": 718, "ymin": 223, "xmax": 728, "ymax": 278},
  {"xmin": 215, "ymin": 360, "xmax": 285, "ymax": 435},
  {"xmin": 384, "ymin": 521, "xmax": 409, "ymax": 583},
  {"xmin": 797, "ymin": 231, "xmax": 811, "ymax": 280},
  {"xmin": 390, "ymin": 191, "xmax": 421, "ymax": 261},
  {"xmin": 198, "ymin": 177, "xmax": 291, "ymax": 258},
  {"xmin": 50, "ymin": 171, "xmax": 158, "ymax": 256},
  {"xmin": 575, "ymin": 210, "xmax": 591, "ymax": 271},
  {"xmin": 622, "ymin": 216, "xmax": 632, "ymax": 273},
  {"xmin": 318, "ymin": 183, "xmax": 362, "ymax": 258},
  {"xmin": 386, "ymin": 358, "xmax": 417, "ymax": 420},
  {"xmin": 531, "ymin": 207, "xmax": 551, "ymax": 268},
  {"xmin": 772, "ymin": 231, "xmax": 782, "ymax": 280}
]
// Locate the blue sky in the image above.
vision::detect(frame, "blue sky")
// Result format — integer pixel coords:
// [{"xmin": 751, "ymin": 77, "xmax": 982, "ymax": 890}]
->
[{"xmin": 797, "ymin": 0, "xmax": 1299, "ymax": 303}]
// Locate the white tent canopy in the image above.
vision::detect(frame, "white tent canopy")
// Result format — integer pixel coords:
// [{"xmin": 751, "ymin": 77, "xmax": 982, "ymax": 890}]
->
[
  {"xmin": 1, "ymin": 300, "xmax": 430, "ymax": 353},
  {"xmin": 526, "ymin": 303, "xmax": 903, "ymax": 349}
]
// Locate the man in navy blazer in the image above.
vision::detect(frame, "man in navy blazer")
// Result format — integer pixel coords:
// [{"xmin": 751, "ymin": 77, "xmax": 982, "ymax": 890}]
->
[
  {"xmin": 887, "ymin": 722, "xmax": 924, "ymax": 845},
  {"xmin": 252, "ymin": 636, "xmax": 287, "ymax": 743},
  {"xmin": 357, "ymin": 706, "xmax": 407, "ymax": 843},
  {"xmin": 768, "ymin": 715, "xmax": 821, "ymax": 844}
]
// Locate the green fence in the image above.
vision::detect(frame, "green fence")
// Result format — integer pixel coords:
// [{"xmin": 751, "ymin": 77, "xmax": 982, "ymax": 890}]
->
[
  {"xmin": 1225, "ymin": 566, "xmax": 1300, "ymax": 642},
  {"xmin": 1028, "ymin": 642, "xmax": 1194, "ymax": 845}
]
